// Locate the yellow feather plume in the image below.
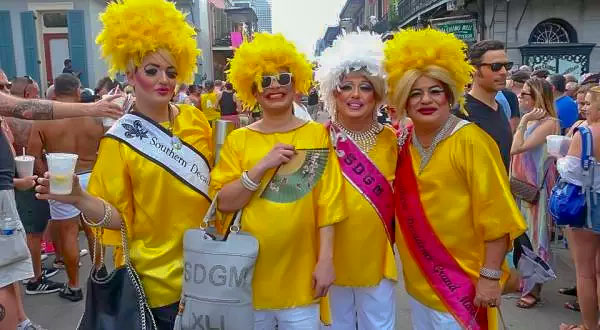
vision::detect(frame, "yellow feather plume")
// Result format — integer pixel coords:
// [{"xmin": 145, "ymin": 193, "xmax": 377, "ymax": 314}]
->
[
  {"xmin": 227, "ymin": 33, "xmax": 313, "ymax": 109},
  {"xmin": 96, "ymin": 0, "xmax": 201, "ymax": 84},
  {"xmin": 384, "ymin": 28, "xmax": 473, "ymax": 111}
]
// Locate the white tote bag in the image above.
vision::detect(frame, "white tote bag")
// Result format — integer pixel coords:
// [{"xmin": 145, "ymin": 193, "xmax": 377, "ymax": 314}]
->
[{"xmin": 174, "ymin": 194, "xmax": 259, "ymax": 330}]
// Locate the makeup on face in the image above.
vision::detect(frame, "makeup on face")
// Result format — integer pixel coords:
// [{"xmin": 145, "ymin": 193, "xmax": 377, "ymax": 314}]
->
[
  {"xmin": 406, "ymin": 76, "xmax": 452, "ymax": 131},
  {"xmin": 408, "ymin": 85, "xmax": 446, "ymax": 107},
  {"xmin": 134, "ymin": 63, "xmax": 177, "ymax": 95},
  {"xmin": 337, "ymin": 81, "xmax": 375, "ymax": 94},
  {"xmin": 335, "ymin": 75, "xmax": 377, "ymax": 115}
]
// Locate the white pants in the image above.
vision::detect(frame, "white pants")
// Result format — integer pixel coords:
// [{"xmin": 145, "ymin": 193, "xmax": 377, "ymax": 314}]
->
[
  {"xmin": 409, "ymin": 296, "xmax": 461, "ymax": 330},
  {"xmin": 327, "ymin": 279, "xmax": 396, "ymax": 330},
  {"xmin": 254, "ymin": 304, "xmax": 320, "ymax": 330}
]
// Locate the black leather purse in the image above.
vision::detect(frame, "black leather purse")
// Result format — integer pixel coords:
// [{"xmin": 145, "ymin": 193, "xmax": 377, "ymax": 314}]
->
[{"xmin": 77, "ymin": 221, "xmax": 157, "ymax": 330}]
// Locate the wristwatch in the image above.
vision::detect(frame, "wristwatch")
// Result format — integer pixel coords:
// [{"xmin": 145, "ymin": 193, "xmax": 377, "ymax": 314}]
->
[{"xmin": 479, "ymin": 267, "xmax": 503, "ymax": 281}]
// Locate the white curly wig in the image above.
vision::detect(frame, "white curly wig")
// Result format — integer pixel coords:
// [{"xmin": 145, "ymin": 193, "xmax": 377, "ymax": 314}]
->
[{"xmin": 315, "ymin": 31, "xmax": 386, "ymax": 118}]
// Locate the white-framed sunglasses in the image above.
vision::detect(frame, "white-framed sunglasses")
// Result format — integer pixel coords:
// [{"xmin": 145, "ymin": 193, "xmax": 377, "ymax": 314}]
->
[{"xmin": 261, "ymin": 72, "xmax": 293, "ymax": 89}]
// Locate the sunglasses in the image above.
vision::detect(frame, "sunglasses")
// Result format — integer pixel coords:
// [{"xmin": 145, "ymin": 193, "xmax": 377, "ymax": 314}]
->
[
  {"xmin": 479, "ymin": 62, "xmax": 514, "ymax": 72},
  {"xmin": 0, "ymin": 82, "xmax": 11, "ymax": 91},
  {"xmin": 261, "ymin": 73, "xmax": 293, "ymax": 89}
]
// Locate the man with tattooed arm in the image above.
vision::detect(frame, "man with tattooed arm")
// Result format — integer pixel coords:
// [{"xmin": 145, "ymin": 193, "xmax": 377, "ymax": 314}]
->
[
  {"xmin": 28, "ymin": 74, "xmax": 105, "ymax": 301},
  {"xmin": 0, "ymin": 74, "xmax": 121, "ymax": 329}
]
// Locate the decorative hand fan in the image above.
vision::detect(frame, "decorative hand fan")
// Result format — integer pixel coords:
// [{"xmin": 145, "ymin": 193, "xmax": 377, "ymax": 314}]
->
[{"xmin": 260, "ymin": 148, "xmax": 329, "ymax": 203}]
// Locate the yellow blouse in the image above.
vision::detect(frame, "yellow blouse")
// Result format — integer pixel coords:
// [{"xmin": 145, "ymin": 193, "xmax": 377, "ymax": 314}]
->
[
  {"xmin": 395, "ymin": 123, "xmax": 526, "ymax": 329},
  {"xmin": 333, "ymin": 126, "xmax": 398, "ymax": 287},
  {"xmin": 88, "ymin": 104, "xmax": 213, "ymax": 308},
  {"xmin": 210, "ymin": 121, "xmax": 348, "ymax": 310},
  {"xmin": 201, "ymin": 92, "xmax": 221, "ymax": 122}
]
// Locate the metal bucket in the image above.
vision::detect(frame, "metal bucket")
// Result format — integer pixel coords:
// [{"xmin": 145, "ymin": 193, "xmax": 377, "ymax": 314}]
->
[{"xmin": 213, "ymin": 120, "xmax": 235, "ymax": 165}]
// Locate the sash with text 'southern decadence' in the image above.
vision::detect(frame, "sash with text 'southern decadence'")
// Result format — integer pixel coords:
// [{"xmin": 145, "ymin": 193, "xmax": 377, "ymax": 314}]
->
[
  {"xmin": 106, "ymin": 112, "xmax": 211, "ymax": 202},
  {"xmin": 329, "ymin": 123, "xmax": 395, "ymax": 246},
  {"xmin": 395, "ymin": 125, "xmax": 488, "ymax": 330}
]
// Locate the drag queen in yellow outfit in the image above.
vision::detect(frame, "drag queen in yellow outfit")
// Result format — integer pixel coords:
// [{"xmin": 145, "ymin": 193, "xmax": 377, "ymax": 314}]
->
[
  {"xmin": 35, "ymin": 1, "xmax": 212, "ymax": 329},
  {"xmin": 314, "ymin": 31, "xmax": 397, "ymax": 329},
  {"xmin": 385, "ymin": 28, "xmax": 526, "ymax": 330},
  {"xmin": 210, "ymin": 33, "xmax": 347, "ymax": 329}
]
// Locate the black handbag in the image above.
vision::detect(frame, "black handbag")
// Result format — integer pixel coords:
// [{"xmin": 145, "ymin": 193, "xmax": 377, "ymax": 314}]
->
[{"xmin": 77, "ymin": 221, "xmax": 157, "ymax": 330}]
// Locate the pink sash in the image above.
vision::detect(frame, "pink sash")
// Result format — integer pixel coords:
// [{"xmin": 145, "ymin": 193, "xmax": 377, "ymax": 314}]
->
[
  {"xmin": 328, "ymin": 123, "xmax": 395, "ymax": 245},
  {"xmin": 395, "ymin": 129, "xmax": 488, "ymax": 330}
]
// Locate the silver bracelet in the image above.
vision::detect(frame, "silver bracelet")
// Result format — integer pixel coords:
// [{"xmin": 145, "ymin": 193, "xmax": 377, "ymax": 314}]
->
[
  {"xmin": 81, "ymin": 199, "xmax": 112, "ymax": 228},
  {"xmin": 241, "ymin": 171, "xmax": 260, "ymax": 191},
  {"xmin": 479, "ymin": 267, "xmax": 503, "ymax": 281}
]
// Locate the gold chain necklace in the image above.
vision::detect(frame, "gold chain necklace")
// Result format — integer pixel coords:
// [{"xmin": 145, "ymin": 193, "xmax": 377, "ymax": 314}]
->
[{"xmin": 334, "ymin": 120, "xmax": 383, "ymax": 153}]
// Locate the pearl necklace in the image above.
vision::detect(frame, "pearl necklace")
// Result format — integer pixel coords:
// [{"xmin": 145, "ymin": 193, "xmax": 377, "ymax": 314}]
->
[{"xmin": 334, "ymin": 121, "xmax": 383, "ymax": 153}]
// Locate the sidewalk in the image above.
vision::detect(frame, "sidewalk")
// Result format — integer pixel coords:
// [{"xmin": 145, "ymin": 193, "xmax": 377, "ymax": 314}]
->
[
  {"xmin": 395, "ymin": 241, "xmax": 581, "ymax": 329},
  {"xmin": 23, "ymin": 235, "xmax": 582, "ymax": 329}
]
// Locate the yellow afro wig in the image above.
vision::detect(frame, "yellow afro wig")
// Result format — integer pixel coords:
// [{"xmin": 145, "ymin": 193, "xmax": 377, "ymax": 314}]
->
[
  {"xmin": 96, "ymin": 0, "xmax": 201, "ymax": 84},
  {"xmin": 384, "ymin": 28, "xmax": 473, "ymax": 113},
  {"xmin": 227, "ymin": 33, "xmax": 313, "ymax": 109}
]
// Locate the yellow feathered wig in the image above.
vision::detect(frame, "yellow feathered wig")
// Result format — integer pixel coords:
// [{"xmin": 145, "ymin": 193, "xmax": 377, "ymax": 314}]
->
[
  {"xmin": 227, "ymin": 33, "xmax": 313, "ymax": 109},
  {"xmin": 384, "ymin": 28, "xmax": 473, "ymax": 115},
  {"xmin": 96, "ymin": 0, "xmax": 201, "ymax": 84}
]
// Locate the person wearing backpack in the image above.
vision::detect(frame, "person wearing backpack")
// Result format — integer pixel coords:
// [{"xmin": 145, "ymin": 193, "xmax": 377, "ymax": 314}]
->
[{"xmin": 558, "ymin": 86, "xmax": 600, "ymax": 330}]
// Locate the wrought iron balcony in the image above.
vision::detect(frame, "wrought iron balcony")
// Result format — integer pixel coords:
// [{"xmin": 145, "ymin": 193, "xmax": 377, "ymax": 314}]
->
[{"xmin": 397, "ymin": 0, "xmax": 448, "ymax": 26}]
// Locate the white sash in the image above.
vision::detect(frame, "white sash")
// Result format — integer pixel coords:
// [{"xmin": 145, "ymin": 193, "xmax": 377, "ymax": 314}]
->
[{"xmin": 106, "ymin": 112, "xmax": 211, "ymax": 200}]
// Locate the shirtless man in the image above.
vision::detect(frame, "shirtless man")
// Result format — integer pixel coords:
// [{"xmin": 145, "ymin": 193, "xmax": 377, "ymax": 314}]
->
[
  {"xmin": 28, "ymin": 73, "xmax": 104, "ymax": 302},
  {"xmin": 4, "ymin": 76, "xmax": 64, "ymax": 299},
  {"xmin": 8, "ymin": 76, "xmax": 39, "ymax": 154},
  {"xmin": 0, "ymin": 71, "xmax": 119, "ymax": 329}
]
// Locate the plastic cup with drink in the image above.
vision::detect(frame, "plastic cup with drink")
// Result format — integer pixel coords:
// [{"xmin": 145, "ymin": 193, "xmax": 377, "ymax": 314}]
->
[
  {"xmin": 102, "ymin": 86, "xmax": 131, "ymax": 129},
  {"xmin": 47, "ymin": 153, "xmax": 78, "ymax": 195},
  {"xmin": 546, "ymin": 135, "xmax": 572, "ymax": 158},
  {"xmin": 14, "ymin": 147, "xmax": 34, "ymax": 178}
]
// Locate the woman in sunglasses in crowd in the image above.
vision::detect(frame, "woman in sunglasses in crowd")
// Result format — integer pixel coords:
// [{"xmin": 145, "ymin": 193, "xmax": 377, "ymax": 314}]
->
[
  {"xmin": 511, "ymin": 78, "xmax": 560, "ymax": 309},
  {"xmin": 210, "ymin": 33, "xmax": 347, "ymax": 328},
  {"xmin": 35, "ymin": 1, "xmax": 212, "ymax": 329},
  {"xmin": 385, "ymin": 28, "xmax": 526, "ymax": 330},
  {"xmin": 314, "ymin": 32, "xmax": 397, "ymax": 329}
]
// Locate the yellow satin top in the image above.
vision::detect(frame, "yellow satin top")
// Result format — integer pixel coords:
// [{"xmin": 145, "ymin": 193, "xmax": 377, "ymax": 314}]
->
[
  {"xmin": 333, "ymin": 126, "xmax": 398, "ymax": 287},
  {"xmin": 395, "ymin": 123, "xmax": 526, "ymax": 329},
  {"xmin": 88, "ymin": 104, "xmax": 213, "ymax": 308},
  {"xmin": 201, "ymin": 92, "xmax": 221, "ymax": 122},
  {"xmin": 210, "ymin": 121, "xmax": 348, "ymax": 310}
]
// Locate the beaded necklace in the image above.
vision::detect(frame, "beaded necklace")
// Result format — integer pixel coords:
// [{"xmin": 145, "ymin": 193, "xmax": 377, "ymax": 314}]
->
[{"xmin": 333, "ymin": 120, "xmax": 383, "ymax": 153}]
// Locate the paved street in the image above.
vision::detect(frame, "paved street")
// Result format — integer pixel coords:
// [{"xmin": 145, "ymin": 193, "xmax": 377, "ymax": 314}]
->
[{"xmin": 22, "ymin": 235, "xmax": 581, "ymax": 330}]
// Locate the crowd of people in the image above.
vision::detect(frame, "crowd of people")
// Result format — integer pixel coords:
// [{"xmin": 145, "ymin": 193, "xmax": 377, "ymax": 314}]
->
[{"xmin": 0, "ymin": 0, "xmax": 599, "ymax": 330}]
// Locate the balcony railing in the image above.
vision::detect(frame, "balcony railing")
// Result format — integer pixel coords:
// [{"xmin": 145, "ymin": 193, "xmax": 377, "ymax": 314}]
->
[{"xmin": 397, "ymin": 0, "xmax": 446, "ymax": 26}]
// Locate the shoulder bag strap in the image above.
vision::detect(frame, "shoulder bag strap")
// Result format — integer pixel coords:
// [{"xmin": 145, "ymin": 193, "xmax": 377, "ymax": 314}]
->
[
  {"xmin": 202, "ymin": 191, "xmax": 243, "ymax": 239},
  {"xmin": 577, "ymin": 126, "xmax": 592, "ymax": 171},
  {"xmin": 201, "ymin": 193, "xmax": 219, "ymax": 229},
  {"xmin": 119, "ymin": 220, "xmax": 158, "ymax": 330},
  {"xmin": 577, "ymin": 126, "xmax": 594, "ymax": 228}
]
